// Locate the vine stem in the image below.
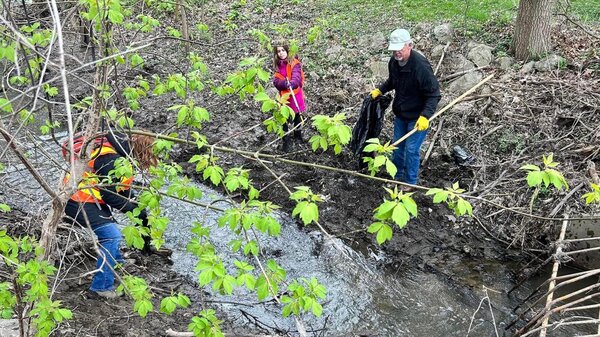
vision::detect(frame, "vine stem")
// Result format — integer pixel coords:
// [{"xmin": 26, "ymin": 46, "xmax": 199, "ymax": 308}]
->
[{"xmin": 124, "ymin": 129, "xmax": 600, "ymax": 223}]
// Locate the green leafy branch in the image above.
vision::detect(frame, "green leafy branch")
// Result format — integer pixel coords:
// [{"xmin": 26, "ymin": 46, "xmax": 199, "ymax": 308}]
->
[
  {"xmin": 218, "ymin": 200, "xmax": 281, "ymax": 237},
  {"xmin": 290, "ymin": 186, "xmax": 323, "ymax": 225},
  {"xmin": 159, "ymin": 293, "xmax": 191, "ymax": 315},
  {"xmin": 117, "ymin": 276, "xmax": 154, "ymax": 317},
  {"xmin": 426, "ymin": 182, "xmax": 473, "ymax": 217},
  {"xmin": 361, "ymin": 138, "xmax": 397, "ymax": 178},
  {"xmin": 189, "ymin": 154, "xmax": 224, "ymax": 186},
  {"xmin": 309, "ymin": 113, "xmax": 352, "ymax": 154},
  {"xmin": 520, "ymin": 153, "xmax": 569, "ymax": 190},
  {"xmin": 168, "ymin": 99, "xmax": 210, "ymax": 129},
  {"xmin": 368, "ymin": 186, "xmax": 418, "ymax": 244},
  {"xmin": 0, "ymin": 231, "xmax": 73, "ymax": 337},
  {"xmin": 254, "ymin": 91, "xmax": 294, "ymax": 136},
  {"xmin": 188, "ymin": 309, "xmax": 225, "ymax": 337},
  {"xmin": 256, "ymin": 259, "xmax": 286, "ymax": 301},
  {"xmin": 582, "ymin": 183, "xmax": 600, "ymax": 205},
  {"xmin": 214, "ymin": 56, "xmax": 270, "ymax": 99},
  {"xmin": 281, "ymin": 277, "xmax": 327, "ymax": 318}
]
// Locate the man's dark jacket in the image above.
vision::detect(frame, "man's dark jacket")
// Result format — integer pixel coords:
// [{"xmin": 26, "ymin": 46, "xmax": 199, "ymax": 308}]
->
[{"xmin": 378, "ymin": 51, "xmax": 441, "ymax": 120}]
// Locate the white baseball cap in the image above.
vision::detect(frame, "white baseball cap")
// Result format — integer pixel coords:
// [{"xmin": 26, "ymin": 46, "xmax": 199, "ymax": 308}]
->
[{"xmin": 388, "ymin": 29, "xmax": 412, "ymax": 51}]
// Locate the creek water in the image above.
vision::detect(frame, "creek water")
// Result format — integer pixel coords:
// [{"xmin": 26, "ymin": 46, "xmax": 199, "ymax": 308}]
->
[
  {"xmin": 1, "ymin": 132, "xmax": 595, "ymax": 336},
  {"xmin": 160, "ymin": 183, "xmax": 596, "ymax": 337}
]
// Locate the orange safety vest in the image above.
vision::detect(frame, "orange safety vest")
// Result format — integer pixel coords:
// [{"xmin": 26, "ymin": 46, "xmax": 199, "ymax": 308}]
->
[
  {"xmin": 66, "ymin": 142, "xmax": 134, "ymax": 204},
  {"xmin": 274, "ymin": 58, "xmax": 305, "ymax": 95}
]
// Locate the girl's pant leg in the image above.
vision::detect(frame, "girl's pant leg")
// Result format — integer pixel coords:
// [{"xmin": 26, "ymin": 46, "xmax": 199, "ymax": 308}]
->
[{"xmin": 90, "ymin": 223, "xmax": 122, "ymax": 292}]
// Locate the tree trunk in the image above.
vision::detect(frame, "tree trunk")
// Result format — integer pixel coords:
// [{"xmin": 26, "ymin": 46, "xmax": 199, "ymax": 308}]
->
[{"xmin": 512, "ymin": 0, "xmax": 556, "ymax": 61}]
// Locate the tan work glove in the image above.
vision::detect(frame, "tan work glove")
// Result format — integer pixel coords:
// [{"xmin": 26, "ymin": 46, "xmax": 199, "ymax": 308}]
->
[
  {"xmin": 415, "ymin": 116, "xmax": 429, "ymax": 131},
  {"xmin": 370, "ymin": 88, "xmax": 382, "ymax": 99}
]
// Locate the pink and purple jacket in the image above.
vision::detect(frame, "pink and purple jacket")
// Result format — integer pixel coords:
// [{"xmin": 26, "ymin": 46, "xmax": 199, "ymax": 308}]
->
[{"xmin": 273, "ymin": 58, "xmax": 306, "ymax": 113}]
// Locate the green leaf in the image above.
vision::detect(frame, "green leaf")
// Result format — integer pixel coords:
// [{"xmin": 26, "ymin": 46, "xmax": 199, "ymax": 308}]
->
[
  {"xmin": 160, "ymin": 297, "xmax": 177, "ymax": 315},
  {"xmin": 299, "ymin": 202, "xmax": 319, "ymax": 225},
  {"xmin": 367, "ymin": 222, "xmax": 383, "ymax": 233},
  {"xmin": 198, "ymin": 269, "xmax": 213, "ymax": 286},
  {"xmin": 130, "ymin": 53, "xmax": 144, "ymax": 67},
  {"xmin": 520, "ymin": 164, "xmax": 540, "ymax": 171},
  {"xmin": 385, "ymin": 159, "xmax": 397, "ymax": 178},
  {"xmin": 122, "ymin": 226, "xmax": 145, "ymax": 249},
  {"xmin": 402, "ymin": 197, "xmax": 418, "ymax": 217},
  {"xmin": 432, "ymin": 191, "xmax": 449, "ymax": 203},
  {"xmin": 526, "ymin": 171, "xmax": 543, "ymax": 187},
  {"xmin": 391, "ymin": 204, "xmax": 410, "ymax": 228},
  {"xmin": 375, "ymin": 223, "xmax": 393, "ymax": 244},
  {"xmin": 134, "ymin": 299, "xmax": 153, "ymax": 318}
]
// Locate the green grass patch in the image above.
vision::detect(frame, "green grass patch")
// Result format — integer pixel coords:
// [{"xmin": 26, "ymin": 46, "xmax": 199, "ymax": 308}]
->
[
  {"xmin": 314, "ymin": 0, "xmax": 519, "ymax": 40},
  {"xmin": 569, "ymin": 0, "xmax": 600, "ymax": 23}
]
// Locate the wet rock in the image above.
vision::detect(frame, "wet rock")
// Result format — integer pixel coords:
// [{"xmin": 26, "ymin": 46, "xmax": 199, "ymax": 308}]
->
[
  {"xmin": 534, "ymin": 54, "xmax": 566, "ymax": 72},
  {"xmin": 467, "ymin": 43, "xmax": 494, "ymax": 67},
  {"xmin": 433, "ymin": 23, "xmax": 454, "ymax": 44}
]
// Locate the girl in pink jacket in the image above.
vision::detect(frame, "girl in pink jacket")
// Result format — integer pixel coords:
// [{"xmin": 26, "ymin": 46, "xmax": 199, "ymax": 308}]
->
[{"xmin": 272, "ymin": 41, "xmax": 305, "ymax": 152}]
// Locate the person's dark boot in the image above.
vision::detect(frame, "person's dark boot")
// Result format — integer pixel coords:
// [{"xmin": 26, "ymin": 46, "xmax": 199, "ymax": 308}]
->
[
  {"xmin": 142, "ymin": 237, "xmax": 173, "ymax": 257},
  {"xmin": 282, "ymin": 136, "xmax": 292, "ymax": 152},
  {"xmin": 293, "ymin": 130, "xmax": 303, "ymax": 143}
]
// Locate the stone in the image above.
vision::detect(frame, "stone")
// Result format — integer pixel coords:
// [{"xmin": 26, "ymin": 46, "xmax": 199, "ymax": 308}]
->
[
  {"xmin": 520, "ymin": 61, "xmax": 536, "ymax": 73},
  {"xmin": 431, "ymin": 44, "xmax": 447, "ymax": 59},
  {"xmin": 0, "ymin": 320, "xmax": 20, "ymax": 337},
  {"xmin": 496, "ymin": 56, "xmax": 515, "ymax": 70},
  {"xmin": 433, "ymin": 23, "xmax": 454, "ymax": 44},
  {"xmin": 448, "ymin": 54, "xmax": 475, "ymax": 72},
  {"xmin": 467, "ymin": 43, "xmax": 494, "ymax": 67},
  {"xmin": 368, "ymin": 60, "xmax": 388, "ymax": 78},
  {"xmin": 534, "ymin": 54, "xmax": 566, "ymax": 72},
  {"xmin": 446, "ymin": 71, "xmax": 484, "ymax": 94},
  {"xmin": 325, "ymin": 45, "xmax": 344, "ymax": 58},
  {"xmin": 358, "ymin": 32, "xmax": 387, "ymax": 50}
]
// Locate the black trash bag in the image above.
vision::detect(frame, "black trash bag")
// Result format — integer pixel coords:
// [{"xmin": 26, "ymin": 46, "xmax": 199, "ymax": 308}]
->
[
  {"xmin": 349, "ymin": 94, "xmax": 392, "ymax": 157},
  {"xmin": 452, "ymin": 145, "xmax": 475, "ymax": 166}
]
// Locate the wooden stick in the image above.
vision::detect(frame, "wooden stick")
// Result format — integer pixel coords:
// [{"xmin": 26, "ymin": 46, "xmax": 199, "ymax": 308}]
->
[
  {"xmin": 434, "ymin": 42, "xmax": 450, "ymax": 76},
  {"xmin": 421, "ymin": 117, "xmax": 444, "ymax": 166},
  {"xmin": 589, "ymin": 161, "xmax": 600, "ymax": 185},
  {"xmin": 539, "ymin": 216, "xmax": 569, "ymax": 337},
  {"xmin": 165, "ymin": 329, "xmax": 275, "ymax": 337},
  {"xmin": 391, "ymin": 74, "xmax": 494, "ymax": 148},
  {"xmin": 549, "ymin": 183, "xmax": 584, "ymax": 217},
  {"xmin": 439, "ymin": 66, "xmax": 490, "ymax": 82}
]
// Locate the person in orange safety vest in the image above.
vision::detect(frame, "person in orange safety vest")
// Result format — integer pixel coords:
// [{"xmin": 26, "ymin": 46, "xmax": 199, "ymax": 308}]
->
[{"xmin": 63, "ymin": 131, "xmax": 168, "ymax": 299}]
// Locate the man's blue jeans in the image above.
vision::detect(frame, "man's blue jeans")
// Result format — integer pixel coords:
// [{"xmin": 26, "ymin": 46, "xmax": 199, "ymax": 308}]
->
[
  {"xmin": 392, "ymin": 117, "xmax": 428, "ymax": 184},
  {"xmin": 89, "ymin": 223, "xmax": 123, "ymax": 292}
]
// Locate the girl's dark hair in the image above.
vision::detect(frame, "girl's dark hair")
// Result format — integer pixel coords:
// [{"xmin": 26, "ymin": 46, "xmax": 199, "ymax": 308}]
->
[{"xmin": 272, "ymin": 39, "xmax": 290, "ymax": 69}]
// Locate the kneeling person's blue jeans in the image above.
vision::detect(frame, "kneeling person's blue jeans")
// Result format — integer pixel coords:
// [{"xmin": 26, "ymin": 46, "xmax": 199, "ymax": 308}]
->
[
  {"xmin": 392, "ymin": 117, "xmax": 428, "ymax": 184},
  {"xmin": 90, "ymin": 222, "xmax": 123, "ymax": 292}
]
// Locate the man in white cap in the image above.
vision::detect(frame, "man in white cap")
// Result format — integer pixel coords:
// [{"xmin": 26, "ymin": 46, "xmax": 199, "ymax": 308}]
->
[{"xmin": 370, "ymin": 28, "xmax": 441, "ymax": 190}]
